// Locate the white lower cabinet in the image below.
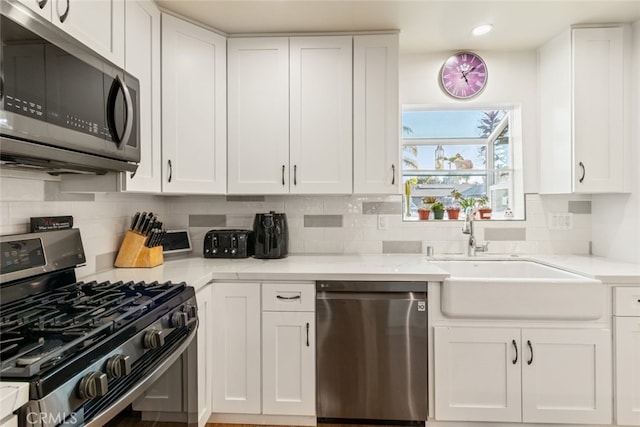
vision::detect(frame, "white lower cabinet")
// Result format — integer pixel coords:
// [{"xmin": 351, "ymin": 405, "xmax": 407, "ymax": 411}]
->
[
  {"xmin": 614, "ymin": 285, "xmax": 640, "ymax": 426},
  {"xmin": 194, "ymin": 284, "xmax": 213, "ymax": 427},
  {"xmin": 211, "ymin": 282, "xmax": 262, "ymax": 414},
  {"xmin": 435, "ymin": 326, "xmax": 611, "ymax": 424},
  {"xmin": 262, "ymin": 310, "xmax": 315, "ymax": 415},
  {"xmin": 211, "ymin": 281, "xmax": 316, "ymax": 417}
]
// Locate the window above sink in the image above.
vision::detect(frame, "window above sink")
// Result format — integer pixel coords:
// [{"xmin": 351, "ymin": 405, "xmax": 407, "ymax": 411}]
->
[{"xmin": 402, "ymin": 105, "xmax": 525, "ymax": 221}]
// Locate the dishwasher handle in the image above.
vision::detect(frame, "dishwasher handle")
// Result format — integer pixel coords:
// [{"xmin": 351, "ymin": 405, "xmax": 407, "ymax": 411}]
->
[{"xmin": 317, "ymin": 291, "xmax": 426, "ymax": 302}]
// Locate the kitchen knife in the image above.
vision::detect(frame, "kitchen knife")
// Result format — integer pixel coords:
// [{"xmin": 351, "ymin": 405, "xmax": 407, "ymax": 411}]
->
[
  {"xmin": 141, "ymin": 214, "xmax": 155, "ymax": 236},
  {"xmin": 145, "ymin": 229, "xmax": 155, "ymax": 247},
  {"xmin": 130, "ymin": 212, "xmax": 140, "ymax": 231},
  {"xmin": 134, "ymin": 211, "xmax": 147, "ymax": 232}
]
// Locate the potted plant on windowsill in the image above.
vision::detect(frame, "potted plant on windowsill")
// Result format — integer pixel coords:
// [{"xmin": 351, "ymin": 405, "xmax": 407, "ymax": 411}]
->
[
  {"xmin": 417, "ymin": 207, "xmax": 430, "ymax": 220},
  {"xmin": 477, "ymin": 195, "xmax": 492, "ymax": 220},
  {"xmin": 430, "ymin": 202, "xmax": 445, "ymax": 220},
  {"xmin": 446, "ymin": 205, "xmax": 461, "ymax": 220}
]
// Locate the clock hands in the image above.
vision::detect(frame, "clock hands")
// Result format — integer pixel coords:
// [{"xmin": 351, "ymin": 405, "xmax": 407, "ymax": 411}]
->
[{"xmin": 460, "ymin": 66, "xmax": 477, "ymax": 85}]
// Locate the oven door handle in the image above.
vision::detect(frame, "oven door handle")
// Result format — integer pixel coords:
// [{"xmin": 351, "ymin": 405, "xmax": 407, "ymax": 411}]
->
[{"xmin": 84, "ymin": 320, "xmax": 198, "ymax": 427}]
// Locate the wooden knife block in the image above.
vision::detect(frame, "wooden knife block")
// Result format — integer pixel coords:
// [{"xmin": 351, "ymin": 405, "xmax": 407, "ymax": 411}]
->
[{"xmin": 114, "ymin": 231, "xmax": 163, "ymax": 268}]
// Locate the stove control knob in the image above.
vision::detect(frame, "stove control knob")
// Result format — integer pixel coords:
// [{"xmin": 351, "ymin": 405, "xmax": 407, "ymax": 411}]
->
[
  {"xmin": 144, "ymin": 329, "xmax": 165, "ymax": 349},
  {"xmin": 187, "ymin": 304, "xmax": 198, "ymax": 319},
  {"xmin": 78, "ymin": 372, "xmax": 108, "ymax": 399},
  {"xmin": 106, "ymin": 354, "xmax": 131, "ymax": 379},
  {"xmin": 171, "ymin": 311, "xmax": 189, "ymax": 327}
]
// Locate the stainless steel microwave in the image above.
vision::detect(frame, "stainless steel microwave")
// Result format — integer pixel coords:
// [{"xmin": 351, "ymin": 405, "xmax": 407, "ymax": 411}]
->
[{"xmin": 0, "ymin": 0, "xmax": 140, "ymax": 174}]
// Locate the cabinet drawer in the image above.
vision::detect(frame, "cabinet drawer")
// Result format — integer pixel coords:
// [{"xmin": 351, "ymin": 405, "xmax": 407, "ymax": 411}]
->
[
  {"xmin": 614, "ymin": 287, "xmax": 640, "ymax": 316},
  {"xmin": 262, "ymin": 282, "xmax": 315, "ymax": 311}
]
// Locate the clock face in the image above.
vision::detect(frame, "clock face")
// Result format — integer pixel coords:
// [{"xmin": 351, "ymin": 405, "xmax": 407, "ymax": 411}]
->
[{"xmin": 440, "ymin": 52, "xmax": 488, "ymax": 99}]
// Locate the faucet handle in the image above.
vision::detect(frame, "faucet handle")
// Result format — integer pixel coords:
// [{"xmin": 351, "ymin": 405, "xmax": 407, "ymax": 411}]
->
[{"xmin": 477, "ymin": 241, "xmax": 490, "ymax": 252}]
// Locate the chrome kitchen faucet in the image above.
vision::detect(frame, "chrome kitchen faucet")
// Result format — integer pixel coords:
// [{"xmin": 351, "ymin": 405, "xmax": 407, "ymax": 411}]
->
[{"xmin": 462, "ymin": 206, "xmax": 490, "ymax": 256}]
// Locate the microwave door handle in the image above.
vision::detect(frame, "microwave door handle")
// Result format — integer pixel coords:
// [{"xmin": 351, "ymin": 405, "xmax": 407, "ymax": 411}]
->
[
  {"xmin": 119, "ymin": 76, "xmax": 134, "ymax": 148},
  {"xmin": 107, "ymin": 75, "xmax": 134, "ymax": 148}
]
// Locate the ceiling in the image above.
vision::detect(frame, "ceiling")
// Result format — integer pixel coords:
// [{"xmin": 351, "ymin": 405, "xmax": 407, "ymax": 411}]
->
[{"xmin": 156, "ymin": 1, "xmax": 640, "ymax": 53}]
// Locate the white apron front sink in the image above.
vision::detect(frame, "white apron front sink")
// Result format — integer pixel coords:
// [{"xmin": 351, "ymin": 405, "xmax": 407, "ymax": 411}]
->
[{"xmin": 432, "ymin": 260, "xmax": 604, "ymax": 320}]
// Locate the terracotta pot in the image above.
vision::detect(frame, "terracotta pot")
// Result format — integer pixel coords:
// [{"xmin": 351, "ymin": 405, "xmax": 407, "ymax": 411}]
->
[
  {"xmin": 418, "ymin": 209, "xmax": 430, "ymax": 220},
  {"xmin": 432, "ymin": 209, "xmax": 445, "ymax": 220},
  {"xmin": 446, "ymin": 208, "xmax": 460, "ymax": 220},
  {"xmin": 478, "ymin": 208, "xmax": 492, "ymax": 220}
]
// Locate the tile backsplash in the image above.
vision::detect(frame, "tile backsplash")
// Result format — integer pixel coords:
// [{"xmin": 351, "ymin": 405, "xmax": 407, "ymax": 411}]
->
[
  {"xmin": 166, "ymin": 193, "xmax": 592, "ymax": 257},
  {"xmin": 0, "ymin": 173, "xmax": 592, "ymax": 277}
]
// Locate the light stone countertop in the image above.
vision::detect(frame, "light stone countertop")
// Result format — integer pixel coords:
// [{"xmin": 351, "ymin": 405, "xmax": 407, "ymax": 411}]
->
[
  {"xmin": 81, "ymin": 253, "xmax": 640, "ymax": 291},
  {"xmin": 0, "ymin": 382, "xmax": 29, "ymax": 422}
]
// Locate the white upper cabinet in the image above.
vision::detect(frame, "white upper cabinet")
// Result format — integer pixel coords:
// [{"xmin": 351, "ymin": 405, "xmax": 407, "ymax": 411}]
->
[
  {"xmin": 353, "ymin": 34, "xmax": 400, "ymax": 194},
  {"xmin": 290, "ymin": 36, "xmax": 353, "ymax": 194},
  {"xmin": 227, "ymin": 38, "xmax": 290, "ymax": 194},
  {"xmin": 539, "ymin": 25, "xmax": 630, "ymax": 194},
  {"xmin": 161, "ymin": 13, "xmax": 227, "ymax": 194},
  {"xmin": 122, "ymin": 0, "xmax": 161, "ymax": 192},
  {"xmin": 15, "ymin": 0, "xmax": 51, "ymax": 19},
  {"xmin": 15, "ymin": 0, "xmax": 125, "ymax": 67},
  {"xmin": 227, "ymin": 35, "xmax": 352, "ymax": 195}
]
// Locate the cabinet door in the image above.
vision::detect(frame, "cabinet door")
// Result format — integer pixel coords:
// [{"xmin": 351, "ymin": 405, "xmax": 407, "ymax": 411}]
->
[
  {"xmin": 353, "ymin": 34, "xmax": 400, "ymax": 194},
  {"xmin": 51, "ymin": 0, "xmax": 125, "ymax": 67},
  {"xmin": 161, "ymin": 13, "xmax": 226, "ymax": 194},
  {"xmin": 538, "ymin": 29, "xmax": 572, "ymax": 194},
  {"xmin": 195, "ymin": 285, "xmax": 213, "ymax": 427},
  {"xmin": 521, "ymin": 328, "xmax": 611, "ymax": 424},
  {"xmin": 122, "ymin": 0, "xmax": 161, "ymax": 192},
  {"xmin": 15, "ymin": 0, "xmax": 51, "ymax": 19},
  {"xmin": 290, "ymin": 36, "xmax": 352, "ymax": 194},
  {"xmin": 573, "ymin": 26, "xmax": 628, "ymax": 193},
  {"xmin": 227, "ymin": 37, "xmax": 290, "ymax": 195},
  {"xmin": 615, "ymin": 318, "xmax": 640, "ymax": 425},
  {"xmin": 434, "ymin": 327, "xmax": 522, "ymax": 422},
  {"xmin": 211, "ymin": 283, "xmax": 261, "ymax": 414},
  {"xmin": 262, "ymin": 312, "xmax": 315, "ymax": 416}
]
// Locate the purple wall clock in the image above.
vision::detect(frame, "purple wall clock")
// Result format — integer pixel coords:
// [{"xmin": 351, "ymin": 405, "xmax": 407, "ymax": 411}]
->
[{"xmin": 440, "ymin": 51, "xmax": 488, "ymax": 99}]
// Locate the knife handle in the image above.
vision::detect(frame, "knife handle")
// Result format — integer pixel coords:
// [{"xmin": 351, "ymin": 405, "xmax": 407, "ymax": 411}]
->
[{"xmin": 130, "ymin": 212, "xmax": 140, "ymax": 231}]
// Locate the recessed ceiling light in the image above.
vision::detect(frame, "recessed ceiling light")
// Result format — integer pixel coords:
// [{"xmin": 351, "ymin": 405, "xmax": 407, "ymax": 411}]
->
[{"xmin": 472, "ymin": 24, "xmax": 493, "ymax": 36}]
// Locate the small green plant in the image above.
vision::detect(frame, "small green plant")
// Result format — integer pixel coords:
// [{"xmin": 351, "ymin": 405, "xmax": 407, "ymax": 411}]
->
[
  {"xmin": 451, "ymin": 190, "xmax": 488, "ymax": 210},
  {"xmin": 430, "ymin": 201, "xmax": 444, "ymax": 211}
]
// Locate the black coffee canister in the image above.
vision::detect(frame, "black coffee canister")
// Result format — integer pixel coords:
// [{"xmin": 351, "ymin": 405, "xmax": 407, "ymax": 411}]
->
[{"xmin": 253, "ymin": 211, "xmax": 288, "ymax": 259}]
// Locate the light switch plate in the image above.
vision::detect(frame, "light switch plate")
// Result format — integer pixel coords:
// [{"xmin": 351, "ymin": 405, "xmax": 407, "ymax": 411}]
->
[{"xmin": 547, "ymin": 213, "xmax": 573, "ymax": 230}]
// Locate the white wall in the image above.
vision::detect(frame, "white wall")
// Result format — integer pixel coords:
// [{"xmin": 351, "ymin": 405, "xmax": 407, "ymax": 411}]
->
[
  {"xmin": 399, "ymin": 50, "xmax": 539, "ymax": 193},
  {"xmin": 591, "ymin": 20, "xmax": 640, "ymax": 263}
]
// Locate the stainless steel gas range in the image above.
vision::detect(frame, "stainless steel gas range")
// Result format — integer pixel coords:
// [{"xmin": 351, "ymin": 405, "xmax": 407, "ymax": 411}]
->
[{"xmin": 0, "ymin": 229, "xmax": 198, "ymax": 427}]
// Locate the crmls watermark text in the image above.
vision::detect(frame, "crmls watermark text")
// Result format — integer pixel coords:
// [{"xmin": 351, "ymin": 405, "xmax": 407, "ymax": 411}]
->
[{"xmin": 26, "ymin": 412, "xmax": 78, "ymax": 425}]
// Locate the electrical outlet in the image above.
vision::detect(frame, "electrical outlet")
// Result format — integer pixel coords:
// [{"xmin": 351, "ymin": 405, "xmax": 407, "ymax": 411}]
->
[
  {"xmin": 547, "ymin": 213, "xmax": 573, "ymax": 230},
  {"xmin": 378, "ymin": 215, "xmax": 387, "ymax": 230}
]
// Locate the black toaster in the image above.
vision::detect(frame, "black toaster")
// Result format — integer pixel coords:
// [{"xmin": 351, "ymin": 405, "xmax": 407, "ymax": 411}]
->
[{"xmin": 203, "ymin": 229, "xmax": 254, "ymax": 258}]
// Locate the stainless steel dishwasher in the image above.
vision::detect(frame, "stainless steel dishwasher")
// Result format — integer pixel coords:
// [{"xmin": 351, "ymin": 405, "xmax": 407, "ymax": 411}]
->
[{"xmin": 316, "ymin": 281, "xmax": 428, "ymax": 424}]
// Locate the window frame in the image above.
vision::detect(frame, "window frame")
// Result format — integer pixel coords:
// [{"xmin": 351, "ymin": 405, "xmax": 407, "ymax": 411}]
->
[{"xmin": 401, "ymin": 104, "xmax": 525, "ymax": 221}]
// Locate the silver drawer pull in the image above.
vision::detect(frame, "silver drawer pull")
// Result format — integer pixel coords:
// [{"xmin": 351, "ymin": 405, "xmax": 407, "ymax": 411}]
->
[{"xmin": 276, "ymin": 295, "xmax": 301, "ymax": 300}]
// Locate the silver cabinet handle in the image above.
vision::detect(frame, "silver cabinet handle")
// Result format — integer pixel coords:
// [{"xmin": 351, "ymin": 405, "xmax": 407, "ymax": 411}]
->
[
  {"xmin": 294, "ymin": 165, "xmax": 297, "ymax": 186},
  {"xmin": 306, "ymin": 322, "xmax": 310, "ymax": 347},
  {"xmin": 512, "ymin": 339, "xmax": 518, "ymax": 365},
  {"xmin": 37, "ymin": 0, "xmax": 48, "ymax": 9},
  {"xmin": 527, "ymin": 340, "xmax": 533, "ymax": 365},
  {"xmin": 391, "ymin": 164, "xmax": 396, "ymax": 185},
  {"xmin": 579, "ymin": 161, "xmax": 585, "ymax": 183},
  {"xmin": 58, "ymin": 0, "xmax": 70, "ymax": 23},
  {"xmin": 276, "ymin": 295, "xmax": 300, "ymax": 300},
  {"xmin": 167, "ymin": 160, "xmax": 173, "ymax": 183}
]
